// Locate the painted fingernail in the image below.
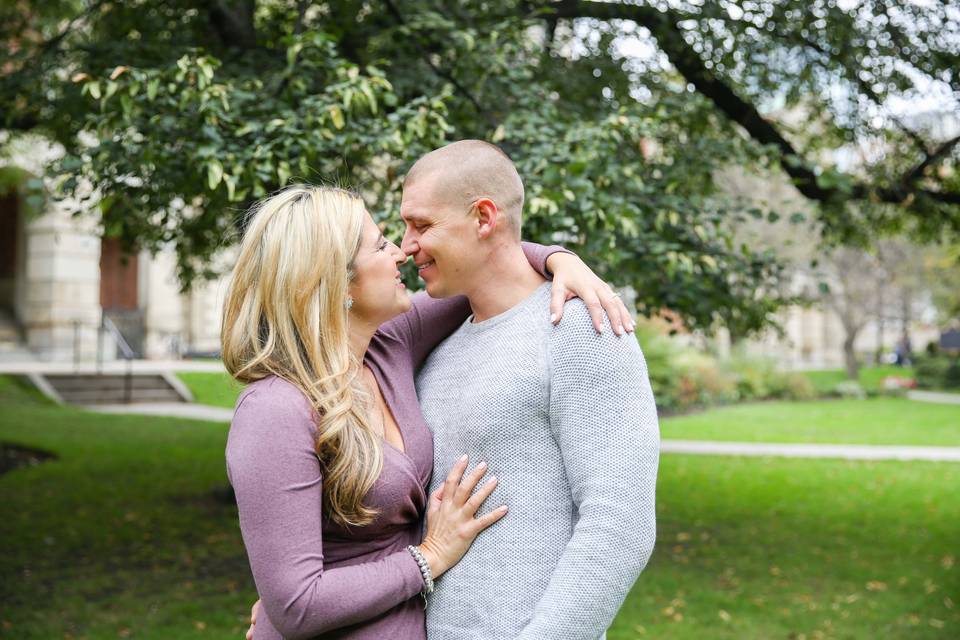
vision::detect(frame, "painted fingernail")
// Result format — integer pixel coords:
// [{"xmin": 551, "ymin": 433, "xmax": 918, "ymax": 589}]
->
[
  {"xmin": 616, "ymin": 324, "xmax": 624, "ymax": 335},
  {"xmin": 498, "ymin": 505, "xmax": 509, "ymax": 512},
  {"xmin": 550, "ymin": 313, "xmax": 557, "ymax": 323},
  {"xmin": 477, "ymin": 460, "xmax": 487, "ymax": 470},
  {"xmin": 459, "ymin": 454, "xmax": 468, "ymax": 463}
]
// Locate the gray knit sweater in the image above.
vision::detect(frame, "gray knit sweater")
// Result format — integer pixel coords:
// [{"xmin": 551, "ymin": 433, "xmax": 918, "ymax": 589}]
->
[{"xmin": 415, "ymin": 282, "xmax": 660, "ymax": 640}]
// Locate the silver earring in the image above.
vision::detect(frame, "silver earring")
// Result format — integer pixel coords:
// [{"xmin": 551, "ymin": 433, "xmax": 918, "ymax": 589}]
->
[{"xmin": 345, "ymin": 296, "xmax": 354, "ymax": 310}]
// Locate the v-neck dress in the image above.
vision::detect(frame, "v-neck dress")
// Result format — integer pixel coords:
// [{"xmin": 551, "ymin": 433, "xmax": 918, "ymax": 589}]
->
[{"xmin": 225, "ymin": 243, "xmax": 564, "ymax": 640}]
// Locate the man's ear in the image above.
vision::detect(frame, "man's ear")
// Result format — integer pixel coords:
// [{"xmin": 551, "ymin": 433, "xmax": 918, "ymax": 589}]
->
[{"xmin": 474, "ymin": 197, "xmax": 498, "ymax": 239}]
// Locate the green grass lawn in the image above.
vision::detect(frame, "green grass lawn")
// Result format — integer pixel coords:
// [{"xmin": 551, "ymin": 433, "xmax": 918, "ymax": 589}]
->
[
  {"xmin": 662, "ymin": 397, "xmax": 960, "ymax": 446},
  {"xmin": 177, "ymin": 371, "xmax": 243, "ymax": 409},
  {"xmin": 612, "ymin": 454, "xmax": 959, "ymax": 639},
  {"xmin": 2, "ymin": 376, "xmax": 958, "ymax": 638},
  {"xmin": 802, "ymin": 364, "xmax": 915, "ymax": 394},
  {"xmin": 0, "ymin": 376, "xmax": 251, "ymax": 639}
]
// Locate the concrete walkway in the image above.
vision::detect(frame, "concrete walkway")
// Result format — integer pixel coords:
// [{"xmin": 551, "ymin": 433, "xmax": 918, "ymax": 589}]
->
[
  {"xmin": 88, "ymin": 402, "xmax": 234, "ymax": 422},
  {"xmin": 662, "ymin": 439, "xmax": 960, "ymax": 462},
  {"xmin": 907, "ymin": 390, "xmax": 960, "ymax": 405},
  {"xmin": 80, "ymin": 402, "xmax": 960, "ymax": 462},
  {"xmin": 0, "ymin": 359, "xmax": 226, "ymax": 375}
]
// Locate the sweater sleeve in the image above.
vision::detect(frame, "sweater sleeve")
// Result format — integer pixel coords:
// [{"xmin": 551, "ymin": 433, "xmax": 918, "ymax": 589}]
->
[
  {"xmin": 378, "ymin": 242, "xmax": 572, "ymax": 369},
  {"xmin": 516, "ymin": 302, "xmax": 660, "ymax": 640},
  {"xmin": 225, "ymin": 380, "xmax": 425, "ymax": 640}
]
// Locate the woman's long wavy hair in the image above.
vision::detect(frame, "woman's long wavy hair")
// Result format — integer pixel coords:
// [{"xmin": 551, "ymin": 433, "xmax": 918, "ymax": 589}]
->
[{"xmin": 222, "ymin": 185, "xmax": 383, "ymax": 528}]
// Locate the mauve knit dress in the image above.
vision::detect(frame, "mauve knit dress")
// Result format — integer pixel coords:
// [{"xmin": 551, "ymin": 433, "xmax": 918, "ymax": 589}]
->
[{"xmin": 225, "ymin": 243, "xmax": 562, "ymax": 640}]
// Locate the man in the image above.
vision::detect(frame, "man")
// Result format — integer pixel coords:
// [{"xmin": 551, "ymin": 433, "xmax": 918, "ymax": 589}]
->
[{"xmin": 401, "ymin": 140, "xmax": 659, "ymax": 639}]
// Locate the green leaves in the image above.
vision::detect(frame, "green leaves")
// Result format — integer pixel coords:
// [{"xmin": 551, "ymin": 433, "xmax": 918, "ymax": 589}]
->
[
  {"xmin": 46, "ymin": 29, "xmax": 451, "ymax": 285},
  {"xmin": 16, "ymin": 0, "xmax": 952, "ymax": 336},
  {"xmin": 206, "ymin": 160, "xmax": 223, "ymax": 190}
]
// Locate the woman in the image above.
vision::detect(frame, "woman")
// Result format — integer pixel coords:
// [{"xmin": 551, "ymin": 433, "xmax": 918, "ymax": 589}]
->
[{"xmin": 223, "ymin": 185, "xmax": 629, "ymax": 639}]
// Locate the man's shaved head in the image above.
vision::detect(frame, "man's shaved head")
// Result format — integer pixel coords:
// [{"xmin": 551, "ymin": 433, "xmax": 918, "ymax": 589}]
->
[{"xmin": 403, "ymin": 140, "xmax": 525, "ymax": 237}]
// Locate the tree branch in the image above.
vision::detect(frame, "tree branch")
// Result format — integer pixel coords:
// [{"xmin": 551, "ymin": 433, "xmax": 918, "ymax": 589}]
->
[
  {"xmin": 549, "ymin": 0, "xmax": 960, "ymax": 210},
  {"xmin": 294, "ymin": 0, "xmax": 308, "ymax": 35},
  {"xmin": 763, "ymin": 25, "xmax": 931, "ymax": 154},
  {"xmin": 902, "ymin": 133, "xmax": 960, "ymax": 187},
  {"xmin": 382, "ymin": 0, "xmax": 498, "ymax": 129},
  {"xmin": 208, "ymin": 0, "xmax": 257, "ymax": 49}
]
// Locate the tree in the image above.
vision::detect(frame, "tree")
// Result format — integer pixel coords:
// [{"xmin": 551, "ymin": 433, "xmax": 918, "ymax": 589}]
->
[
  {"xmin": 923, "ymin": 243, "xmax": 960, "ymax": 327},
  {"xmin": 816, "ymin": 247, "xmax": 880, "ymax": 379},
  {"xmin": 2, "ymin": 0, "xmax": 958, "ymax": 336}
]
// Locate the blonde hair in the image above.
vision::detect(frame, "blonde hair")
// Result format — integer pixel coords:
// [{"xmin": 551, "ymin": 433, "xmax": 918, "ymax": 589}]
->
[{"xmin": 221, "ymin": 185, "xmax": 383, "ymax": 527}]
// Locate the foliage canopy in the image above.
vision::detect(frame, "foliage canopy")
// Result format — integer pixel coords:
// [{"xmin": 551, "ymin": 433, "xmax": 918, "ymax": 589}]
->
[{"xmin": 3, "ymin": 0, "xmax": 958, "ymax": 335}]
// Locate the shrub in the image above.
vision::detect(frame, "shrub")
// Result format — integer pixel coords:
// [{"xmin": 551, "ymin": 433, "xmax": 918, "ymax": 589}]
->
[
  {"xmin": 914, "ymin": 355, "xmax": 960, "ymax": 390},
  {"xmin": 782, "ymin": 373, "xmax": 817, "ymax": 400},
  {"xmin": 833, "ymin": 380, "xmax": 867, "ymax": 399},
  {"xmin": 634, "ymin": 321, "xmax": 818, "ymax": 412},
  {"xmin": 721, "ymin": 354, "xmax": 816, "ymax": 401}
]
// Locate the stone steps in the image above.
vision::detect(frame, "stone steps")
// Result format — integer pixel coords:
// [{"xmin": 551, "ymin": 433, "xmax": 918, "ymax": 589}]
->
[{"xmin": 40, "ymin": 373, "xmax": 187, "ymax": 405}]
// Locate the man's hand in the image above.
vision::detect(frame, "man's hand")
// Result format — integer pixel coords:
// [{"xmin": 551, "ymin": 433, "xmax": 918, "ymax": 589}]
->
[
  {"xmin": 546, "ymin": 252, "xmax": 634, "ymax": 335},
  {"xmin": 245, "ymin": 599, "xmax": 260, "ymax": 640}
]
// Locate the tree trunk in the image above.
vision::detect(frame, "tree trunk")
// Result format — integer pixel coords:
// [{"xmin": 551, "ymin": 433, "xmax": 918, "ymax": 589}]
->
[
  {"xmin": 876, "ymin": 279, "xmax": 885, "ymax": 364},
  {"xmin": 209, "ymin": 0, "xmax": 257, "ymax": 49},
  {"xmin": 900, "ymin": 289, "xmax": 912, "ymax": 337},
  {"xmin": 843, "ymin": 334, "xmax": 859, "ymax": 380}
]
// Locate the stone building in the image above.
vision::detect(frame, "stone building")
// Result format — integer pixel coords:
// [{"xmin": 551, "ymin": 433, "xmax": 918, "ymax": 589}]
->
[{"xmin": 0, "ymin": 138, "xmax": 229, "ymax": 363}]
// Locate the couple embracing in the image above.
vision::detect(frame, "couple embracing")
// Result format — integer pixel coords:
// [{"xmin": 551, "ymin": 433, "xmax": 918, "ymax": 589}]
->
[{"xmin": 222, "ymin": 140, "xmax": 660, "ymax": 640}]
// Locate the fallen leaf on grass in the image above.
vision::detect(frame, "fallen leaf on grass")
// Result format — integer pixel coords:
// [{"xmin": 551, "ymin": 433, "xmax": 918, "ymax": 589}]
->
[
  {"xmin": 718, "ymin": 610, "xmax": 731, "ymax": 622},
  {"xmin": 944, "ymin": 597, "xmax": 954, "ymax": 609},
  {"xmin": 930, "ymin": 619, "xmax": 944, "ymax": 628},
  {"xmin": 194, "ymin": 621, "xmax": 207, "ymax": 630},
  {"xmin": 865, "ymin": 581, "xmax": 887, "ymax": 591},
  {"xmin": 942, "ymin": 555, "xmax": 954, "ymax": 570}
]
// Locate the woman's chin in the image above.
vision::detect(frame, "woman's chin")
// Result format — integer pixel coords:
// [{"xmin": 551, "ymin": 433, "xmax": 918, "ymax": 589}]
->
[
  {"xmin": 393, "ymin": 289, "xmax": 413, "ymax": 315},
  {"xmin": 397, "ymin": 289, "xmax": 413, "ymax": 315}
]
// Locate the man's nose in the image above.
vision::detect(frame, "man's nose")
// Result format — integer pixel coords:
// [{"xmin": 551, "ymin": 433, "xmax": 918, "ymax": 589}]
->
[{"xmin": 400, "ymin": 230, "xmax": 418, "ymax": 257}]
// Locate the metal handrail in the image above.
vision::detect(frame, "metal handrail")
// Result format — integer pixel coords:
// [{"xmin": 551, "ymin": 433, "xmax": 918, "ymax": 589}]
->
[
  {"xmin": 102, "ymin": 316, "xmax": 136, "ymax": 359},
  {"xmin": 98, "ymin": 315, "xmax": 136, "ymax": 403}
]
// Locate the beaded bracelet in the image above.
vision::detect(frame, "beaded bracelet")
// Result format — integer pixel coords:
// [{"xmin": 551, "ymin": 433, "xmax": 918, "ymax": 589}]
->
[{"xmin": 406, "ymin": 545, "xmax": 435, "ymax": 595}]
